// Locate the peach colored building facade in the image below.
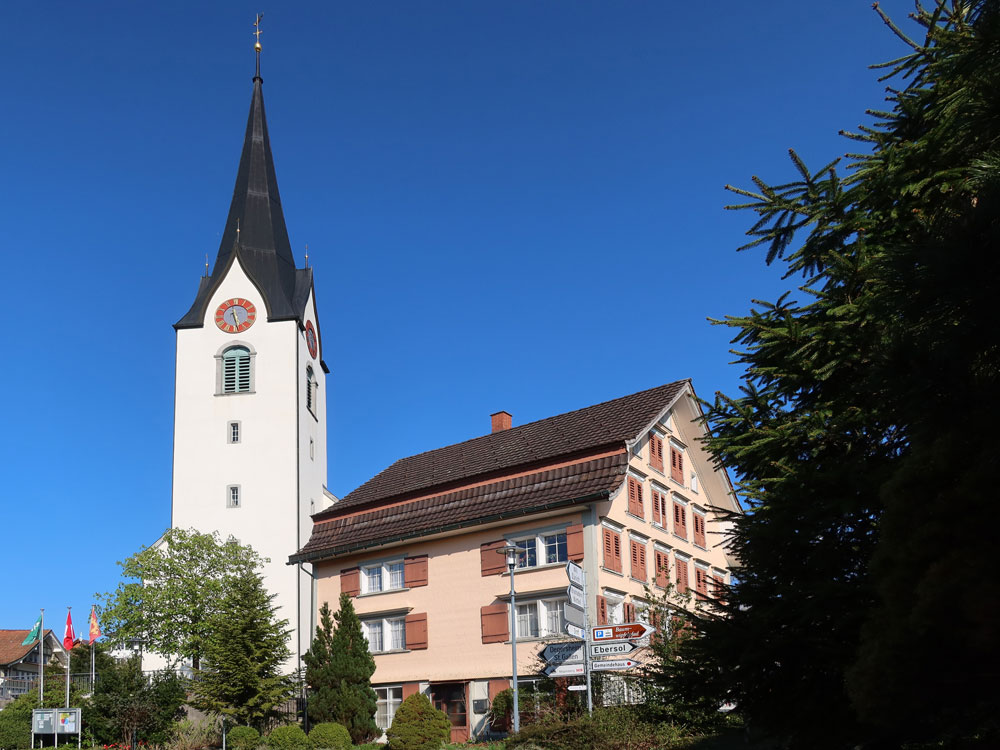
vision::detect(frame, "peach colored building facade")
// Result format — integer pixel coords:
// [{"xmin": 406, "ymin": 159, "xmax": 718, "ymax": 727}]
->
[{"xmin": 291, "ymin": 381, "xmax": 739, "ymax": 741}]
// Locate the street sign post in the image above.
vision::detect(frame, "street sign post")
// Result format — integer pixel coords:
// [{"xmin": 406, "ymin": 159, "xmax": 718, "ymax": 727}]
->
[
  {"xmin": 591, "ymin": 622, "xmax": 656, "ymax": 642},
  {"xmin": 590, "ymin": 641, "xmax": 638, "ymax": 657},
  {"xmin": 545, "ymin": 663, "xmax": 586, "ymax": 677},
  {"xmin": 542, "ymin": 642, "xmax": 584, "ymax": 665},
  {"xmin": 590, "ymin": 659, "xmax": 641, "ymax": 672}
]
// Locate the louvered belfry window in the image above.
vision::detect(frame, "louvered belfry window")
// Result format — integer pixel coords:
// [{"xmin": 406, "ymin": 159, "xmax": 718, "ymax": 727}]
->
[{"xmin": 222, "ymin": 346, "xmax": 251, "ymax": 393}]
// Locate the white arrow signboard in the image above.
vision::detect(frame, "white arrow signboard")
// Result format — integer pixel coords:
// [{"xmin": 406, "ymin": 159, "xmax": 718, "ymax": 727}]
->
[
  {"xmin": 590, "ymin": 659, "xmax": 641, "ymax": 672},
  {"xmin": 565, "ymin": 623, "xmax": 585, "ymax": 639},
  {"xmin": 565, "ymin": 561, "xmax": 585, "ymax": 588},
  {"xmin": 590, "ymin": 641, "xmax": 638, "ymax": 657},
  {"xmin": 563, "ymin": 602, "xmax": 585, "ymax": 628},
  {"xmin": 542, "ymin": 642, "xmax": 584, "ymax": 665},
  {"xmin": 566, "ymin": 585, "xmax": 585, "ymax": 610},
  {"xmin": 545, "ymin": 663, "xmax": 586, "ymax": 677}
]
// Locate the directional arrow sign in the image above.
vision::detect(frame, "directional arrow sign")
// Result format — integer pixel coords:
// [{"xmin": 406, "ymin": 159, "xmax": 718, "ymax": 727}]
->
[
  {"xmin": 565, "ymin": 561, "xmax": 585, "ymax": 588},
  {"xmin": 545, "ymin": 663, "xmax": 586, "ymax": 677},
  {"xmin": 565, "ymin": 623, "xmax": 585, "ymax": 639},
  {"xmin": 563, "ymin": 602, "xmax": 585, "ymax": 628},
  {"xmin": 567, "ymin": 684, "xmax": 587, "ymax": 692},
  {"xmin": 590, "ymin": 641, "xmax": 638, "ymax": 657},
  {"xmin": 566, "ymin": 585, "xmax": 585, "ymax": 610},
  {"xmin": 591, "ymin": 622, "xmax": 656, "ymax": 642},
  {"xmin": 542, "ymin": 642, "xmax": 584, "ymax": 665},
  {"xmin": 590, "ymin": 659, "xmax": 641, "ymax": 672}
]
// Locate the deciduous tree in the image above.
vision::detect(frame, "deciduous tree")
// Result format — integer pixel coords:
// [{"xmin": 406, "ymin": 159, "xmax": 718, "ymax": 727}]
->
[{"xmin": 98, "ymin": 527, "xmax": 264, "ymax": 668}]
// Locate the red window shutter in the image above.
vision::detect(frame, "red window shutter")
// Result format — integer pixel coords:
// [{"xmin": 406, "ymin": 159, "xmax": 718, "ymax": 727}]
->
[
  {"xmin": 635, "ymin": 481, "xmax": 643, "ymax": 519},
  {"xmin": 480, "ymin": 540, "xmax": 507, "ymax": 576},
  {"xmin": 340, "ymin": 567, "xmax": 360, "ymax": 597},
  {"xmin": 674, "ymin": 503, "xmax": 687, "ymax": 539},
  {"xmin": 566, "ymin": 523, "xmax": 584, "ymax": 562},
  {"xmin": 597, "ymin": 595, "xmax": 608, "ymax": 626},
  {"xmin": 677, "ymin": 559, "xmax": 689, "ymax": 593},
  {"xmin": 624, "ymin": 602, "xmax": 634, "ymax": 623},
  {"xmin": 655, "ymin": 551, "xmax": 668, "ymax": 588},
  {"xmin": 627, "ymin": 478, "xmax": 638, "ymax": 516},
  {"xmin": 405, "ymin": 613, "xmax": 428, "ymax": 649},
  {"xmin": 403, "ymin": 682, "xmax": 421, "ymax": 699},
  {"xmin": 650, "ymin": 434, "xmax": 664, "ymax": 471},
  {"xmin": 404, "ymin": 555, "xmax": 429, "ymax": 587},
  {"xmin": 612, "ymin": 533, "xmax": 622, "ymax": 572},
  {"xmin": 712, "ymin": 575, "xmax": 726, "ymax": 604},
  {"xmin": 670, "ymin": 448, "xmax": 684, "ymax": 483},
  {"xmin": 638, "ymin": 544, "xmax": 647, "ymax": 581},
  {"xmin": 488, "ymin": 679, "xmax": 509, "ymax": 701},
  {"xmin": 602, "ymin": 528, "xmax": 613, "ymax": 569},
  {"xmin": 694, "ymin": 514, "xmax": 706, "ymax": 548},
  {"xmin": 481, "ymin": 604, "xmax": 509, "ymax": 644},
  {"xmin": 630, "ymin": 540, "xmax": 639, "ymax": 575}
]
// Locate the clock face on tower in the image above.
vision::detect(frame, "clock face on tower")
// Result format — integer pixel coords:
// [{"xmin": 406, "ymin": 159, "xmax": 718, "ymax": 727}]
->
[
  {"xmin": 305, "ymin": 320, "xmax": 318, "ymax": 358},
  {"xmin": 215, "ymin": 298, "xmax": 257, "ymax": 333}
]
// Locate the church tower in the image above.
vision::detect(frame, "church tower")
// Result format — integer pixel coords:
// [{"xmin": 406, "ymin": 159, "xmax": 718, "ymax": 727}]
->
[{"xmin": 171, "ymin": 40, "xmax": 327, "ymax": 672}]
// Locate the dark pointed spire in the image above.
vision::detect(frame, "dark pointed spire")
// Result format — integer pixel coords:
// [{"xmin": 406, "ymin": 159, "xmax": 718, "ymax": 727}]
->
[{"xmin": 176, "ymin": 37, "xmax": 307, "ymax": 328}]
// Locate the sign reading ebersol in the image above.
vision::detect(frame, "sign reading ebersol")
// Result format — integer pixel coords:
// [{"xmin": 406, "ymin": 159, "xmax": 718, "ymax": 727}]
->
[
  {"xmin": 591, "ymin": 622, "xmax": 656, "ymax": 642},
  {"xmin": 590, "ymin": 641, "xmax": 638, "ymax": 657}
]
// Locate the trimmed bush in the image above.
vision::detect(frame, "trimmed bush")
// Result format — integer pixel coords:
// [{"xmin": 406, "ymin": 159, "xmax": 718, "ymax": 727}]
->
[
  {"xmin": 226, "ymin": 726, "xmax": 261, "ymax": 750},
  {"xmin": 265, "ymin": 724, "xmax": 310, "ymax": 750},
  {"xmin": 385, "ymin": 693, "xmax": 450, "ymax": 750},
  {"xmin": 505, "ymin": 707, "xmax": 685, "ymax": 750},
  {"xmin": 306, "ymin": 722, "xmax": 351, "ymax": 750}
]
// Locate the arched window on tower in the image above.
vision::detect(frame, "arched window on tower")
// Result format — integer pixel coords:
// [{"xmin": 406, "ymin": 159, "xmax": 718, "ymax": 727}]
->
[
  {"xmin": 306, "ymin": 365, "xmax": 317, "ymax": 416},
  {"xmin": 222, "ymin": 346, "xmax": 252, "ymax": 393}
]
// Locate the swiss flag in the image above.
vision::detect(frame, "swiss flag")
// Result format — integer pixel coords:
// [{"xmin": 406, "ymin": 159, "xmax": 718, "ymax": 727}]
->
[{"xmin": 63, "ymin": 610, "xmax": 76, "ymax": 650}]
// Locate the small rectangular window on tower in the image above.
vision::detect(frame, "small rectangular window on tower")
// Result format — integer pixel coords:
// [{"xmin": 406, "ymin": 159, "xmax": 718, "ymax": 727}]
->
[
  {"xmin": 228, "ymin": 421, "xmax": 241, "ymax": 444},
  {"xmin": 227, "ymin": 485, "xmax": 241, "ymax": 508},
  {"xmin": 309, "ymin": 438, "xmax": 315, "ymax": 460}
]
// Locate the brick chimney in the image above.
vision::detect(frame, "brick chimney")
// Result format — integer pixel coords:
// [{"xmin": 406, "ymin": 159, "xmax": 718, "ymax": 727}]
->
[{"xmin": 491, "ymin": 411, "xmax": 512, "ymax": 433}]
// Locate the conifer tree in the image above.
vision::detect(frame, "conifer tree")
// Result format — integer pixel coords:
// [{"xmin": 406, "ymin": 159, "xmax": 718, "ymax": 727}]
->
[
  {"xmin": 303, "ymin": 602, "xmax": 338, "ymax": 724},
  {"xmin": 314, "ymin": 593, "xmax": 378, "ymax": 744},
  {"xmin": 191, "ymin": 571, "xmax": 293, "ymax": 732},
  {"xmin": 653, "ymin": 2, "xmax": 1000, "ymax": 746}
]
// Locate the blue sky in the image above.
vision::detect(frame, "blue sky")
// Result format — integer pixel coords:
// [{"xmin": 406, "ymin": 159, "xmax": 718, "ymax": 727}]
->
[{"xmin": 2, "ymin": 1, "xmax": 916, "ymax": 630}]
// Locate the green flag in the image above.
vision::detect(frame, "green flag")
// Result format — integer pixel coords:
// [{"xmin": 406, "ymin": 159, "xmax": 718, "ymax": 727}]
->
[{"xmin": 21, "ymin": 613, "xmax": 42, "ymax": 645}]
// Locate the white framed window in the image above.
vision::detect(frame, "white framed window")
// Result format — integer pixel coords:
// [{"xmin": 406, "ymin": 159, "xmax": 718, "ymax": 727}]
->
[
  {"xmin": 375, "ymin": 686, "xmax": 403, "ymax": 732},
  {"xmin": 228, "ymin": 421, "xmax": 241, "ymax": 444},
  {"xmin": 310, "ymin": 438, "xmax": 315, "ymax": 460},
  {"xmin": 362, "ymin": 616, "xmax": 406, "ymax": 653},
  {"xmin": 690, "ymin": 472, "xmax": 699, "ymax": 493},
  {"xmin": 215, "ymin": 341, "xmax": 256, "ymax": 395},
  {"xmin": 362, "ymin": 559, "xmax": 406, "ymax": 594},
  {"xmin": 227, "ymin": 485, "xmax": 241, "ymax": 508},
  {"xmin": 514, "ymin": 597, "xmax": 566, "ymax": 639},
  {"xmin": 510, "ymin": 531, "xmax": 568, "ymax": 569}
]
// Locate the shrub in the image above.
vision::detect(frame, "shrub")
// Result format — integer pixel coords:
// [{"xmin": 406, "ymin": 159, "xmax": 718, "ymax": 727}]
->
[
  {"xmin": 385, "ymin": 693, "xmax": 450, "ymax": 750},
  {"xmin": 226, "ymin": 726, "xmax": 261, "ymax": 750},
  {"xmin": 306, "ymin": 722, "xmax": 351, "ymax": 750},
  {"xmin": 265, "ymin": 724, "xmax": 310, "ymax": 750},
  {"xmin": 169, "ymin": 718, "xmax": 221, "ymax": 750},
  {"xmin": 505, "ymin": 707, "xmax": 685, "ymax": 750}
]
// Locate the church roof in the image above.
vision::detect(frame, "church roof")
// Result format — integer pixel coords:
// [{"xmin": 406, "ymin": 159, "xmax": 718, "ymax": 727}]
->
[{"xmin": 176, "ymin": 74, "xmax": 306, "ymax": 328}]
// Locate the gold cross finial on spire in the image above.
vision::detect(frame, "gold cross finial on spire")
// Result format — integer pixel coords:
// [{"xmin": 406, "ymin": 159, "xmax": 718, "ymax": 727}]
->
[
  {"xmin": 254, "ymin": 14, "xmax": 264, "ymax": 51},
  {"xmin": 304, "ymin": 244, "xmax": 309, "ymax": 268}
]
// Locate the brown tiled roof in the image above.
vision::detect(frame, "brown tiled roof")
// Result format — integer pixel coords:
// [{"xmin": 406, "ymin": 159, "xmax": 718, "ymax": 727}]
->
[
  {"xmin": 323, "ymin": 381, "xmax": 687, "ymax": 515},
  {"xmin": 0, "ymin": 630, "xmax": 52, "ymax": 666},
  {"xmin": 291, "ymin": 453, "xmax": 628, "ymax": 562}
]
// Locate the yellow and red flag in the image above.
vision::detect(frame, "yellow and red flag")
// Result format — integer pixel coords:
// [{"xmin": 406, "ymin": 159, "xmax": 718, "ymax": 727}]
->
[{"xmin": 88, "ymin": 606, "xmax": 101, "ymax": 644}]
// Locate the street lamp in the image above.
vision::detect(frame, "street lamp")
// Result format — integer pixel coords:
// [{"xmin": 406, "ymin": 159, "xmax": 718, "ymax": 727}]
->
[{"xmin": 497, "ymin": 544, "xmax": 521, "ymax": 734}]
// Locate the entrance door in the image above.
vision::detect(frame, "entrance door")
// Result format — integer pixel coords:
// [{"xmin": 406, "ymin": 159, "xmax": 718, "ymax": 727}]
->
[{"xmin": 432, "ymin": 682, "xmax": 469, "ymax": 743}]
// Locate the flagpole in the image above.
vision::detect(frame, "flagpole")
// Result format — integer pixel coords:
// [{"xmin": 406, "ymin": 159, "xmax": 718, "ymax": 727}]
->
[
  {"xmin": 39, "ymin": 609, "xmax": 45, "ymax": 707},
  {"xmin": 65, "ymin": 607, "xmax": 71, "ymax": 709}
]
